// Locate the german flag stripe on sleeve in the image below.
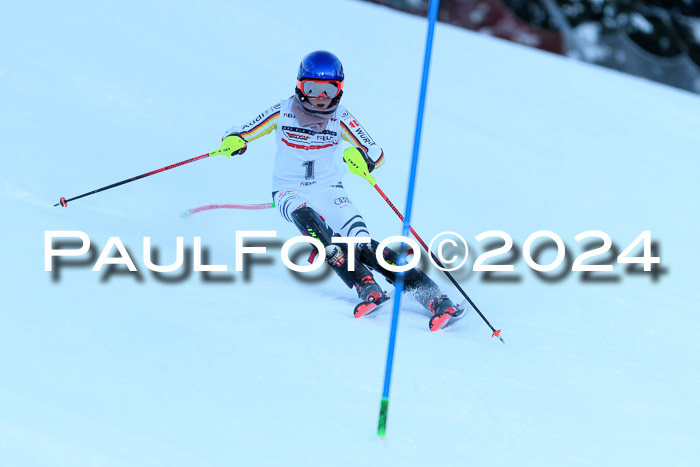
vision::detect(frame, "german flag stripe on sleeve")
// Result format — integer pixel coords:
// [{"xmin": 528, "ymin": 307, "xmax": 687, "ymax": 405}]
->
[
  {"xmin": 374, "ymin": 151, "xmax": 385, "ymax": 167},
  {"xmin": 241, "ymin": 111, "xmax": 280, "ymax": 139},
  {"xmin": 340, "ymin": 121, "xmax": 369, "ymax": 151}
]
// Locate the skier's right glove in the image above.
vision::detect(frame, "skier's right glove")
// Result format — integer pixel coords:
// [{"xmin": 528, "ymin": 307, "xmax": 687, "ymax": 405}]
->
[{"xmin": 211, "ymin": 134, "xmax": 247, "ymax": 158}]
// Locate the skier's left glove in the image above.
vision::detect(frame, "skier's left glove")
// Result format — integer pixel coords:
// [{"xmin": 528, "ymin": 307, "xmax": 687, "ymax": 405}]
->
[
  {"xmin": 344, "ymin": 146, "xmax": 377, "ymax": 186},
  {"xmin": 344, "ymin": 146, "xmax": 375, "ymax": 173},
  {"xmin": 211, "ymin": 134, "xmax": 247, "ymax": 158}
]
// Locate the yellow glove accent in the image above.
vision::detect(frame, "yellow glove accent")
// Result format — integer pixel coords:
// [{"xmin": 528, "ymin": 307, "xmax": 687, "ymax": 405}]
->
[
  {"xmin": 344, "ymin": 147, "xmax": 376, "ymax": 186},
  {"xmin": 210, "ymin": 135, "xmax": 247, "ymax": 158}
]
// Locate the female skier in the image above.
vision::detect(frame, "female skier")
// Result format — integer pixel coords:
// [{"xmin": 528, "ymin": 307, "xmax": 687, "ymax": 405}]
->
[{"xmin": 215, "ymin": 50, "xmax": 462, "ymax": 330}]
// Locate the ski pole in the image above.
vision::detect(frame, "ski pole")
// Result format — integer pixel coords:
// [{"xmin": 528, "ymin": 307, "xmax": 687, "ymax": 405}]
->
[
  {"xmin": 53, "ymin": 141, "xmax": 238, "ymax": 208},
  {"xmin": 345, "ymin": 152, "xmax": 504, "ymax": 343},
  {"xmin": 373, "ymin": 183, "xmax": 503, "ymax": 342},
  {"xmin": 181, "ymin": 202, "xmax": 275, "ymax": 217},
  {"xmin": 53, "ymin": 153, "xmax": 210, "ymax": 207}
]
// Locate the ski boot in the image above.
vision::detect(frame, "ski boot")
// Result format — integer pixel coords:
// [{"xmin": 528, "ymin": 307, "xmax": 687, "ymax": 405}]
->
[
  {"xmin": 353, "ymin": 274, "xmax": 389, "ymax": 318},
  {"xmin": 355, "ymin": 240, "xmax": 463, "ymax": 326},
  {"xmin": 290, "ymin": 206, "xmax": 388, "ymax": 318},
  {"xmin": 428, "ymin": 294, "xmax": 464, "ymax": 331}
]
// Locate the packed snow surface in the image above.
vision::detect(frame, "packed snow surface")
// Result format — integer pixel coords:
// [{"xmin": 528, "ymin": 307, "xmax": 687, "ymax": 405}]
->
[{"xmin": 1, "ymin": 1, "xmax": 699, "ymax": 466}]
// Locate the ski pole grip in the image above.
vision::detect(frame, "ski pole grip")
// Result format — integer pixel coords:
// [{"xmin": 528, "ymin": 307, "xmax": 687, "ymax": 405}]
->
[{"xmin": 344, "ymin": 147, "xmax": 376, "ymax": 186}]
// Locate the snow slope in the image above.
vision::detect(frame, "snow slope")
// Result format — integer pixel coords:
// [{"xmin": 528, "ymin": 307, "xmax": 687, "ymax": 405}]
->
[{"xmin": 1, "ymin": 1, "xmax": 699, "ymax": 466}]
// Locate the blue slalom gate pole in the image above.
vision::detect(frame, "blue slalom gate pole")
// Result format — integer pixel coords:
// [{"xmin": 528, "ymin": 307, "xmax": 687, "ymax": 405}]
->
[{"xmin": 377, "ymin": 0, "xmax": 441, "ymax": 437}]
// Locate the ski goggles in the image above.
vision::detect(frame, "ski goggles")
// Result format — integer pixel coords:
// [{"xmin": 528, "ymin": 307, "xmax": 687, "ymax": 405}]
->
[{"xmin": 297, "ymin": 79, "xmax": 344, "ymax": 99}]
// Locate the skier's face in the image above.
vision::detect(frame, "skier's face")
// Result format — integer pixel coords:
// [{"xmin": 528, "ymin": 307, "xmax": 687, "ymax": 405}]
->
[{"xmin": 308, "ymin": 96, "xmax": 332, "ymax": 110}]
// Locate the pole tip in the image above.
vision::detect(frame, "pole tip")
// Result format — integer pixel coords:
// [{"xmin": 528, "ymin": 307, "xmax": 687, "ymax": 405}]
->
[{"xmin": 493, "ymin": 329, "xmax": 505, "ymax": 343}]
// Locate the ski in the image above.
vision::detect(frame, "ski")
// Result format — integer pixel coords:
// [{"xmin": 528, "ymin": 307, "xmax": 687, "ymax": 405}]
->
[
  {"xmin": 428, "ymin": 300, "xmax": 468, "ymax": 332},
  {"xmin": 353, "ymin": 294, "xmax": 391, "ymax": 318},
  {"xmin": 181, "ymin": 202, "xmax": 274, "ymax": 217}
]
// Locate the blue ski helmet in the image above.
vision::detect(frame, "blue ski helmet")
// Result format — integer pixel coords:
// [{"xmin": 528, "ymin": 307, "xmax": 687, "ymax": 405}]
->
[{"xmin": 295, "ymin": 50, "xmax": 344, "ymax": 110}]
